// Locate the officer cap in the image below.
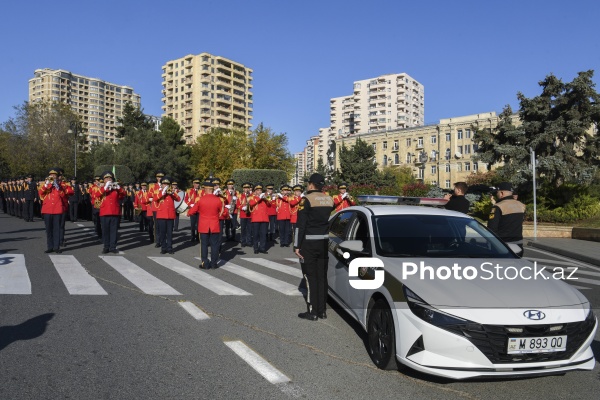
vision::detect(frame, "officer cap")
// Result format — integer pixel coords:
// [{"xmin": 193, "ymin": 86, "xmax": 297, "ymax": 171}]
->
[
  {"xmin": 171, "ymin": 180, "xmax": 178, "ymax": 186},
  {"xmin": 293, "ymin": 185, "xmax": 303, "ymax": 192},
  {"xmin": 253, "ymin": 183, "xmax": 263, "ymax": 191},
  {"xmin": 94, "ymin": 175, "xmax": 102, "ymax": 181},
  {"xmin": 211, "ymin": 177, "xmax": 222, "ymax": 185},
  {"xmin": 280, "ymin": 184, "xmax": 290, "ymax": 191},
  {"xmin": 193, "ymin": 178, "xmax": 201, "ymax": 184},
  {"xmin": 308, "ymin": 173, "xmax": 325, "ymax": 186},
  {"xmin": 338, "ymin": 182, "xmax": 348, "ymax": 190},
  {"xmin": 102, "ymin": 171, "xmax": 114, "ymax": 179},
  {"xmin": 71, "ymin": 176, "xmax": 77, "ymax": 181},
  {"xmin": 48, "ymin": 168, "xmax": 60, "ymax": 176},
  {"xmin": 155, "ymin": 170, "xmax": 165, "ymax": 177},
  {"xmin": 226, "ymin": 179, "xmax": 235, "ymax": 185},
  {"xmin": 242, "ymin": 182, "xmax": 252, "ymax": 189},
  {"xmin": 162, "ymin": 176, "xmax": 172, "ymax": 184},
  {"xmin": 140, "ymin": 182, "xmax": 147, "ymax": 186},
  {"xmin": 497, "ymin": 182, "xmax": 513, "ymax": 192},
  {"xmin": 265, "ymin": 183, "xmax": 274, "ymax": 190},
  {"xmin": 203, "ymin": 180, "xmax": 214, "ymax": 188}
]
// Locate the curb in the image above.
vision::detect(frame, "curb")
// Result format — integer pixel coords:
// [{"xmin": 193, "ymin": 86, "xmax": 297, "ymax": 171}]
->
[{"xmin": 526, "ymin": 240, "xmax": 600, "ymax": 267}]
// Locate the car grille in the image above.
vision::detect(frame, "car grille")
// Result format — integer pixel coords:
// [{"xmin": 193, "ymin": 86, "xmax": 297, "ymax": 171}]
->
[{"xmin": 443, "ymin": 313, "xmax": 596, "ymax": 364}]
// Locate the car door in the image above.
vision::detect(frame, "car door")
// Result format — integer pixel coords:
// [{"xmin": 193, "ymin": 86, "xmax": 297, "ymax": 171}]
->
[{"xmin": 327, "ymin": 211, "xmax": 355, "ymax": 309}]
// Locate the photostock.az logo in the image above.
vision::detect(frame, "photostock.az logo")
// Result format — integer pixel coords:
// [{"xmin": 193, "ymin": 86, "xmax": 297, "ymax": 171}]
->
[{"xmin": 348, "ymin": 257, "xmax": 385, "ymax": 290}]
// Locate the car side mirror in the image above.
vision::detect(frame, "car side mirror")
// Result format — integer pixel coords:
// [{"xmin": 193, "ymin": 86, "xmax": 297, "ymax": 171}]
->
[
  {"xmin": 339, "ymin": 240, "xmax": 366, "ymax": 254},
  {"xmin": 507, "ymin": 243, "xmax": 523, "ymax": 258}
]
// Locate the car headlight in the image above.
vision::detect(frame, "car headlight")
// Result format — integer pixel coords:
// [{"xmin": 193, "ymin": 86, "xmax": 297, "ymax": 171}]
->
[{"xmin": 403, "ymin": 286, "xmax": 469, "ymax": 327}]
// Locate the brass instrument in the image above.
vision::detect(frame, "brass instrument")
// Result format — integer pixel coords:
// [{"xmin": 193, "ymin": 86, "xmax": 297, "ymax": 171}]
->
[{"xmin": 166, "ymin": 184, "xmax": 173, "ymax": 195}]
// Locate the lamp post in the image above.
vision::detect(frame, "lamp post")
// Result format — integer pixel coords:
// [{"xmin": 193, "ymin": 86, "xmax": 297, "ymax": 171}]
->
[{"xmin": 67, "ymin": 122, "xmax": 78, "ymax": 179}]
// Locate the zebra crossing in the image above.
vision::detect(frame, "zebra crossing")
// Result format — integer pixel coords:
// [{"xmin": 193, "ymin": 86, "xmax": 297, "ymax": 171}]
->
[
  {"xmin": 0, "ymin": 253, "xmax": 304, "ymax": 297},
  {"xmin": 523, "ymin": 253, "xmax": 600, "ymax": 290}
]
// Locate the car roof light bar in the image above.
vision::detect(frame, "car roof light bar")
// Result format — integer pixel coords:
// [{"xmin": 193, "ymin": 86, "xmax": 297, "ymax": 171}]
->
[{"xmin": 356, "ymin": 195, "xmax": 448, "ymax": 207}]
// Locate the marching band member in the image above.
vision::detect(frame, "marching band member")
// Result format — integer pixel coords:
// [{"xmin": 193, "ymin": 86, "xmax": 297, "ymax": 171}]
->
[
  {"xmin": 276, "ymin": 185, "xmax": 292, "ymax": 247},
  {"xmin": 265, "ymin": 184, "xmax": 278, "ymax": 243},
  {"xmin": 89, "ymin": 176, "xmax": 103, "ymax": 239},
  {"xmin": 211, "ymin": 177, "xmax": 229, "ymax": 251},
  {"xmin": 248, "ymin": 183, "xmax": 271, "ymax": 254},
  {"xmin": 134, "ymin": 182, "xmax": 149, "ymax": 233},
  {"xmin": 238, "ymin": 182, "xmax": 253, "ymax": 247},
  {"xmin": 23, "ymin": 174, "xmax": 38, "ymax": 222},
  {"xmin": 290, "ymin": 185, "xmax": 303, "ymax": 235},
  {"xmin": 68, "ymin": 177, "xmax": 80, "ymax": 223},
  {"xmin": 188, "ymin": 179, "xmax": 224, "ymax": 269},
  {"xmin": 184, "ymin": 178, "xmax": 202, "ymax": 242},
  {"xmin": 148, "ymin": 170, "xmax": 165, "ymax": 247},
  {"xmin": 39, "ymin": 168, "xmax": 66, "ymax": 253},
  {"xmin": 171, "ymin": 180, "xmax": 183, "ymax": 232},
  {"xmin": 57, "ymin": 169, "xmax": 74, "ymax": 247},
  {"xmin": 98, "ymin": 171, "xmax": 125, "ymax": 254},
  {"xmin": 333, "ymin": 182, "xmax": 355, "ymax": 212},
  {"xmin": 225, "ymin": 179, "xmax": 241, "ymax": 242},
  {"xmin": 123, "ymin": 183, "xmax": 135, "ymax": 222},
  {"xmin": 155, "ymin": 176, "xmax": 180, "ymax": 254}
]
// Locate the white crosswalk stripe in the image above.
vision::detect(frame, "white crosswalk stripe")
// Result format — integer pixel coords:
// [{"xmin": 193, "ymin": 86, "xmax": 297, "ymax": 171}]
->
[
  {"xmin": 241, "ymin": 258, "xmax": 302, "ymax": 277},
  {"xmin": 178, "ymin": 301, "xmax": 210, "ymax": 320},
  {"xmin": 100, "ymin": 256, "xmax": 181, "ymax": 295},
  {"xmin": 150, "ymin": 256, "xmax": 251, "ymax": 296},
  {"xmin": 218, "ymin": 261, "xmax": 302, "ymax": 296},
  {"xmin": 50, "ymin": 255, "xmax": 108, "ymax": 295},
  {"xmin": 0, "ymin": 254, "xmax": 31, "ymax": 294}
]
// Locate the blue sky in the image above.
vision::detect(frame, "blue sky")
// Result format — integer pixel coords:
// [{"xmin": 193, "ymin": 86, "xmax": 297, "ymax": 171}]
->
[{"xmin": 1, "ymin": 0, "xmax": 598, "ymax": 154}]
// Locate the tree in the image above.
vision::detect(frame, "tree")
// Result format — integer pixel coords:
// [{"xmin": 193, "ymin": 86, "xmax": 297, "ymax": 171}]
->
[
  {"xmin": 190, "ymin": 128, "xmax": 250, "ymax": 181},
  {"xmin": 381, "ymin": 165, "xmax": 415, "ymax": 189},
  {"xmin": 116, "ymin": 102, "xmax": 153, "ymax": 138},
  {"xmin": 248, "ymin": 123, "xmax": 295, "ymax": 176},
  {"xmin": 338, "ymin": 138, "xmax": 378, "ymax": 185},
  {"xmin": 474, "ymin": 70, "xmax": 600, "ymax": 188},
  {"xmin": 159, "ymin": 117, "xmax": 186, "ymax": 148}
]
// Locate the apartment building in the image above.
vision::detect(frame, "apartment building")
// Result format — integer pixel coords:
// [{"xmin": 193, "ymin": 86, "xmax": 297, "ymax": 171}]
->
[
  {"xmin": 161, "ymin": 53, "xmax": 253, "ymax": 144},
  {"xmin": 330, "ymin": 73, "xmax": 424, "ymax": 138},
  {"xmin": 333, "ymin": 112, "xmax": 507, "ymax": 188},
  {"xmin": 291, "ymin": 152, "xmax": 306, "ymax": 186},
  {"xmin": 28, "ymin": 68, "xmax": 141, "ymax": 145}
]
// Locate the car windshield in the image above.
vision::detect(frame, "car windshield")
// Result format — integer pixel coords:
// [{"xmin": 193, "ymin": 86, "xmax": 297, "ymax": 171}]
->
[{"xmin": 372, "ymin": 214, "xmax": 516, "ymax": 258}]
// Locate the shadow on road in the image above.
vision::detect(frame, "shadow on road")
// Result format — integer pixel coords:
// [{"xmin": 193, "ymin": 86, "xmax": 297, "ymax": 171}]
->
[{"xmin": 0, "ymin": 313, "xmax": 55, "ymax": 352}]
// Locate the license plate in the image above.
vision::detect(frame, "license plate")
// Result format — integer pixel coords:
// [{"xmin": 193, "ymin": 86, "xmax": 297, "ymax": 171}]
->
[{"xmin": 507, "ymin": 336, "xmax": 567, "ymax": 354}]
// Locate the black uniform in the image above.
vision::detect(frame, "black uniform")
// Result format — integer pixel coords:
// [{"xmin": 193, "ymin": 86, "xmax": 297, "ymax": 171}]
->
[
  {"xmin": 68, "ymin": 182, "xmax": 81, "ymax": 222},
  {"xmin": 23, "ymin": 179, "xmax": 38, "ymax": 221},
  {"xmin": 444, "ymin": 195, "xmax": 470, "ymax": 214},
  {"xmin": 294, "ymin": 190, "xmax": 334, "ymax": 319},
  {"xmin": 487, "ymin": 196, "xmax": 526, "ymax": 248}
]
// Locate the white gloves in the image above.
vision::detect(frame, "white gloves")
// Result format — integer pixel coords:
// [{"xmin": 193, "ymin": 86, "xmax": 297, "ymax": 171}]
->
[
  {"xmin": 232, "ymin": 196, "xmax": 237, "ymax": 201},
  {"xmin": 190, "ymin": 203, "xmax": 195, "ymax": 208},
  {"xmin": 272, "ymin": 195, "xmax": 276, "ymax": 200},
  {"xmin": 224, "ymin": 205, "xmax": 231, "ymax": 210},
  {"xmin": 259, "ymin": 193, "xmax": 265, "ymax": 199},
  {"xmin": 242, "ymin": 206, "xmax": 247, "ymax": 211},
  {"xmin": 162, "ymin": 186, "xmax": 168, "ymax": 195},
  {"xmin": 300, "ymin": 193, "xmax": 305, "ymax": 198},
  {"xmin": 149, "ymin": 197, "xmax": 153, "ymax": 202},
  {"xmin": 115, "ymin": 184, "xmax": 120, "ymax": 190},
  {"xmin": 104, "ymin": 181, "xmax": 111, "ymax": 190},
  {"xmin": 45, "ymin": 180, "xmax": 50, "ymax": 185},
  {"xmin": 214, "ymin": 188, "xmax": 221, "ymax": 196},
  {"xmin": 342, "ymin": 192, "xmax": 348, "ymax": 199},
  {"xmin": 277, "ymin": 193, "xmax": 283, "ymax": 198}
]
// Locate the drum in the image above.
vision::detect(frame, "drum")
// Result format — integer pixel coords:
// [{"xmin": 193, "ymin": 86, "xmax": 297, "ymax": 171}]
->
[{"xmin": 175, "ymin": 198, "xmax": 189, "ymax": 214}]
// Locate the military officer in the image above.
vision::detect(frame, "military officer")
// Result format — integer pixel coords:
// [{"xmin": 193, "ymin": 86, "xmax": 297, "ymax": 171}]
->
[
  {"xmin": 294, "ymin": 173, "xmax": 335, "ymax": 321},
  {"xmin": 155, "ymin": 176, "xmax": 180, "ymax": 254},
  {"xmin": 225, "ymin": 179, "xmax": 241, "ymax": 241},
  {"xmin": 23, "ymin": 174, "xmax": 38, "ymax": 222},
  {"xmin": 188, "ymin": 180, "xmax": 223, "ymax": 269},
  {"xmin": 134, "ymin": 182, "xmax": 149, "ymax": 233},
  {"xmin": 333, "ymin": 182, "xmax": 355, "ymax": 212},
  {"xmin": 68, "ymin": 177, "xmax": 81, "ymax": 222},
  {"xmin": 39, "ymin": 168, "xmax": 67, "ymax": 253},
  {"xmin": 123, "ymin": 183, "xmax": 135, "ymax": 222},
  {"xmin": 248, "ymin": 183, "xmax": 271, "ymax": 254},
  {"xmin": 98, "ymin": 171, "xmax": 126, "ymax": 253},
  {"xmin": 149, "ymin": 170, "xmax": 165, "ymax": 247}
]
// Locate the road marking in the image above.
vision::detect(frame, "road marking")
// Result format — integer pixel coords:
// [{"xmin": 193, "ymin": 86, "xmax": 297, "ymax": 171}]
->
[
  {"xmin": 49, "ymin": 255, "xmax": 107, "ymax": 295},
  {"xmin": 77, "ymin": 224, "xmax": 85, "ymax": 227},
  {"xmin": 526, "ymin": 247, "xmax": 600, "ymax": 271},
  {"xmin": 178, "ymin": 301, "xmax": 210, "ymax": 320},
  {"xmin": 569, "ymin": 284, "xmax": 591, "ymax": 290},
  {"xmin": 224, "ymin": 341, "xmax": 290, "ymax": 384},
  {"xmin": 100, "ymin": 256, "xmax": 181, "ymax": 295},
  {"xmin": 523, "ymin": 257, "xmax": 580, "ymax": 267},
  {"xmin": 0, "ymin": 254, "xmax": 31, "ymax": 294},
  {"xmin": 219, "ymin": 262, "xmax": 302, "ymax": 296},
  {"xmin": 241, "ymin": 258, "xmax": 302, "ymax": 277},
  {"xmin": 285, "ymin": 258, "xmax": 299, "ymax": 263},
  {"xmin": 564, "ymin": 277, "xmax": 600, "ymax": 286},
  {"xmin": 150, "ymin": 257, "xmax": 251, "ymax": 296},
  {"xmin": 566, "ymin": 269, "xmax": 600, "ymax": 278}
]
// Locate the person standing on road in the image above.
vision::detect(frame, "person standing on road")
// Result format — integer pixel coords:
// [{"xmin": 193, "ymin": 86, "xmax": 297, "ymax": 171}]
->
[
  {"xmin": 155, "ymin": 176, "xmax": 180, "ymax": 254},
  {"xmin": 294, "ymin": 173, "xmax": 334, "ymax": 321},
  {"xmin": 488, "ymin": 182, "xmax": 526, "ymax": 252},
  {"xmin": 188, "ymin": 180, "xmax": 223, "ymax": 269},
  {"xmin": 68, "ymin": 177, "xmax": 81, "ymax": 222},
  {"xmin": 443, "ymin": 181, "xmax": 470, "ymax": 214},
  {"xmin": 248, "ymin": 183, "xmax": 271, "ymax": 254},
  {"xmin": 98, "ymin": 171, "xmax": 126, "ymax": 254},
  {"xmin": 39, "ymin": 168, "xmax": 67, "ymax": 253},
  {"xmin": 238, "ymin": 182, "xmax": 253, "ymax": 247},
  {"xmin": 184, "ymin": 178, "xmax": 202, "ymax": 242},
  {"xmin": 23, "ymin": 174, "xmax": 38, "ymax": 222}
]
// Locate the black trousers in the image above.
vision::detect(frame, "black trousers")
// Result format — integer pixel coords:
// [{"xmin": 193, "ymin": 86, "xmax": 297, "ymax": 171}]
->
[
  {"xmin": 174, "ymin": 213, "xmax": 180, "ymax": 231},
  {"xmin": 145, "ymin": 212, "xmax": 155, "ymax": 242},
  {"xmin": 93, "ymin": 209, "xmax": 102, "ymax": 238},
  {"xmin": 219, "ymin": 220, "xmax": 226, "ymax": 247},
  {"xmin": 230, "ymin": 213, "xmax": 238, "ymax": 232},
  {"xmin": 60, "ymin": 211, "xmax": 66, "ymax": 245},
  {"xmin": 252, "ymin": 222, "xmax": 268, "ymax": 252},
  {"xmin": 69, "ymin": 201, "xmax": 78, "ymax": 222},
  {"xmin": 153, "ymin": 212, "xmax": 160, "ymax": 244},
  {"xmin": 124, "ymin": 201, "xmax": 133, "ymax": 221},
  {"xmin": 139, "ymin": 210, "xmax": 148, "ymax": 232},
  {"xmin": 200, "ymin": 231, "xmax": 220, "ymax": 268},
  {"xmin": 224, "ymin": 219, "xmax": 234, "ymax": 239},
  {"xmin": 157, "ymin": 219, "xmax": 174, "ymax": 252},
  {"xmin": 24, "ymin": 200, "xmax": 34, "ymax": 221},
  {"xmin": 189, "ymin": 214, "xmax": 199, "ymax": 240},
  {"xmin": 278, "ymin": 219, "xmax": 291, "ymax": 246},
  {"xmin": 240, "ymin": 218, "xmax": 252, "ymax": 245},
  {"xmin": 269, "ymin": 215, "xmax": 277, "ymax": 236},
  {"xmin": 101, "ymin": 215, "xmax": 119, "ymax": 251},
  {"xmin": 44, "ymin": 214, "xmax": 62, "ymax": 251},
  {"xmin": 301, "ymin": 239, "xmax": 329, "ymax": 315}
]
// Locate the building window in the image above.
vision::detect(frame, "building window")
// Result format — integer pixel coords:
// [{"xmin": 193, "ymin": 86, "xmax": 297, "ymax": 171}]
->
[
  {"xmin": 457, "ymin": 163, "xmax": 462, "ymax": 172},
  {"xmin": 457, "ymin": 130, "xmax": 463, "ymax": 139},
  {"xmin": 464, "ymin": 144, "xmax": 471, "ymax": 154},
  {"xmin": 406, "ymin": 138, "xmax": 411, "ymax": 146},
  {"xmin": 383, "ymin": 155, "xmax": 388, "ymax": 166},
  {"xmin": 383, "ymin": 141, "xmax": 388, "ymax": 150},
  {"xmin": 394, "ymin": 154, "xmax": 399, "ymax": 164},
  {"xmin": 418, "ymin": 168, "xmax": 425, "ymax": 179},
  {"xmin": 466, "ymin": 129, "xmax": 471, "ymax": 138},
  {"xmin": 372, "ymin": 143, "xmax": 376, "ymax": 151},
  {"xmin": 445, "ymin": 164, "xmax": 450, "ymax": 172},
  {"xmin": 445, "ymin": 148, "xmax": 451, "ymax": 160},
  {"xmin": 417, "ymin": 137, "xmax": 423, "ymax": 147},
  {"xmin": 445, "ymin": 180, "xmax": 451, "ymax": 188},
  {"xmin": 431, "ymin": 165, "xmax": 437, "ymax": 174},
  {"xmin": 445, "ymin": 133, "xmax": 451, "ymax": 141},
  {"xmin": 431, "ymin": 135, "xmax": 437, "ymax": 144},
  {"xmin": 473, "ymin": 144, "xmax": 479, "ymax": 152},
  {"xmin": 406, "ymin": 153, "xmax": 412, "ymax": 163},
  {"xmin": 473, "ymin": 162, "xmax": 478, "ymax": 171},
  {"xmin": 457, "ymin": 145, "xmax": 463, "ymax": 155},
  {"xmin": 465, "ymin": 162, "xmax": 471, "ymax": 171},
  {"xmin": 431, "ymin": 180, "xmax": 438, "ymax": 186},
  {"xmin": 393, "ymin": 140, "xmax": 398, "ymax": 150}
]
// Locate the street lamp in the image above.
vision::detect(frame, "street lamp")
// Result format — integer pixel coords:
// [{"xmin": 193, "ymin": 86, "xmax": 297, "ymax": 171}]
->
[{"xmin": 67, "ymin": 122, "xmax": 78, "ymax": 179}]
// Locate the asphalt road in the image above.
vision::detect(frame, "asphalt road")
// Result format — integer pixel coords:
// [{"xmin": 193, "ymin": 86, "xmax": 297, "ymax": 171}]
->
[{"xmin": 1, "ymin": 213, "xmax": 599, "ymax": 400}]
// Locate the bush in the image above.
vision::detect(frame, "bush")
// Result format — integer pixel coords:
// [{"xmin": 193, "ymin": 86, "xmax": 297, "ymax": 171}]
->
[
  {"xmin": 526, "ymin": 194, "xmax": 600, "ymax": 223},
  {"xmin": 231, "ymin": 169, "xmax": 288, "ymax": 189},
  {"xmin": 402, "ymin": 182, "xmax": 430, "ymax": 197},
  {"xmin": 95, "ymin": 165, "xmax": 134, "ymax": 184},
  {"xmin": 471, "ymin": 194, "xmax": 494, "ymax": 220}
]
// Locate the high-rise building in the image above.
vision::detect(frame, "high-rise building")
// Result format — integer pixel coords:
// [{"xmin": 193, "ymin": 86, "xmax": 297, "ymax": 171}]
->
[
  {"xmin": 330, "ymin": 73, "xmax": 424, "ymax": 137},
  {"xmin": 28, "ymin": 68, "xmax": 141, "ymax": 145},
  {"xmin": 161, "ymin": 53, "xmax": 253, "ymax": 144}
]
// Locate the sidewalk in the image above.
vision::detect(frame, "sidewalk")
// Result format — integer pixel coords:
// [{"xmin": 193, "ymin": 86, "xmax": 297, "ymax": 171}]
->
[{"xmin": 526, "ymin": 238, "xmax": 600, "ymax": 267}]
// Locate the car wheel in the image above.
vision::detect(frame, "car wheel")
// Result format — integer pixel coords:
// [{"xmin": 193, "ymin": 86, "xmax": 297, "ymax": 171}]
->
[{"xmin": 367, "ymin": 298, "xmax": 398, "ymax": 370}]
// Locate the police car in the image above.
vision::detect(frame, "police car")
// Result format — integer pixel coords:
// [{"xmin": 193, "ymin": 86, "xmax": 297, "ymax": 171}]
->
[{"xmin": 326, "ymin": 196, "xmax": 597, "ymax": 379}]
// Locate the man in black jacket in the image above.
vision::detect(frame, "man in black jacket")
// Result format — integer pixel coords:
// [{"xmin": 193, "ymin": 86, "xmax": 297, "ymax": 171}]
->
[
  {"xmin": 443, "ymin": 182, "xmax": 470, "ymax": 214},
  {"xmin": 488, "ymin": 182, "xmax": 526, "ymax": 252},
  {"xmin": 23, "ymin": 174, "xmax": 38, "ymax": 222},
  {"xmin": 68, "ymin": 177, "xmax": 81, "ymax": 222}
]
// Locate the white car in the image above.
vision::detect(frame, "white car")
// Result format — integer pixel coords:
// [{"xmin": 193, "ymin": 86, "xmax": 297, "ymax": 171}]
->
[{"xmin": 327, "ymin": 203, "xmax": 597, "ymax": 379}]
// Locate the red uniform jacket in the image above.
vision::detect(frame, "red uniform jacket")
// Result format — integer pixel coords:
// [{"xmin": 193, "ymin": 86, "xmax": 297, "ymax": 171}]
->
[
  {"xmin": 147, "ymin": 182, "xmax": 161, "ymax": 213},
  {"xmin": 61, "ymin": 182, "xmax": 74, "ymax": 212},
  {"xmin": 99, "ymin": 186, "xmax": 126, "ymax": 216},
  {"xmin": 134, "ymin": 190, "xmax": 148, "ymax": 211},
  {"xmin": 239, "ymin": 192, "xmax": 252, "ymax": 219},
  {"xmin": 266, "ymin": 193, "xmax": 277, "ymax": 216},
  {"xmin": 188, "ymin": 193, "xmax": 223, "ymax": 233},
  {"xmin": 224, "ymin": 189, "xmax": 241, "ymax": 218},
  {"xmin": 333, "ymin": 193, "xmax": 356, "ymax": 212},
  {"xmin": 248, "ymin": 195, "xmax": 271, "ymax": 223},
  {"xmin": 155, "ymin": 189, "xmax": 180, "ymax": 219},
  {"xmin": 276, "ymin": 195, "xmax": 291, "ymax": 220},
  {"xmin": 289, "ymin": 195, "xmax": 301, "ymax": 224},
  {"xmin": 39, "ymin": 182, "xmax": 67, "ymax": 215},
  {"xmin": 184, "ymin": 188, "xmax": 201, "ymax": 217},
  {"xmin": 89, "ymin": 185, "xmax": 102, "ymax": 209}
]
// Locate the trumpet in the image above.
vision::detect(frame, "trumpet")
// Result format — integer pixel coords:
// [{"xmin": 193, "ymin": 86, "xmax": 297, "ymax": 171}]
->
[{"xmin": 166, "ymin": 184, "xmax": 173, "ymax": 194}]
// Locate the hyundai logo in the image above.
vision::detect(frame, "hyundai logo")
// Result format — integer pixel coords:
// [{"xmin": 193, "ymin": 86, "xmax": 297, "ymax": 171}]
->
[{"xmin": 523, "ymin": 310, "xmax": 546, "ymax": 320}]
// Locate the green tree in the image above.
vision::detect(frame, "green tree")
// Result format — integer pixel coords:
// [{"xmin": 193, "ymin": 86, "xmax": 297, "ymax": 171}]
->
[
  {"xmin": 248, "ymin": 123, "xmax": 294, "ymax": 176},
  {"xmin": 116, "ymin": 102, "xmax": 153, "ymax": 138},
  {"xmin": 190, "ymin": 128, "xmax": 250, "ymax": 181},
  {"xmin": 159, "ymin": 116, "xmax": 186, "ymax": 148},
  {"xmin": 338, "ymin": 138, "xmax": 378, "ymax": 185},
  {"xmin": 474, "ymin": 70, "xmax": 600, "ymax": 188}
]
